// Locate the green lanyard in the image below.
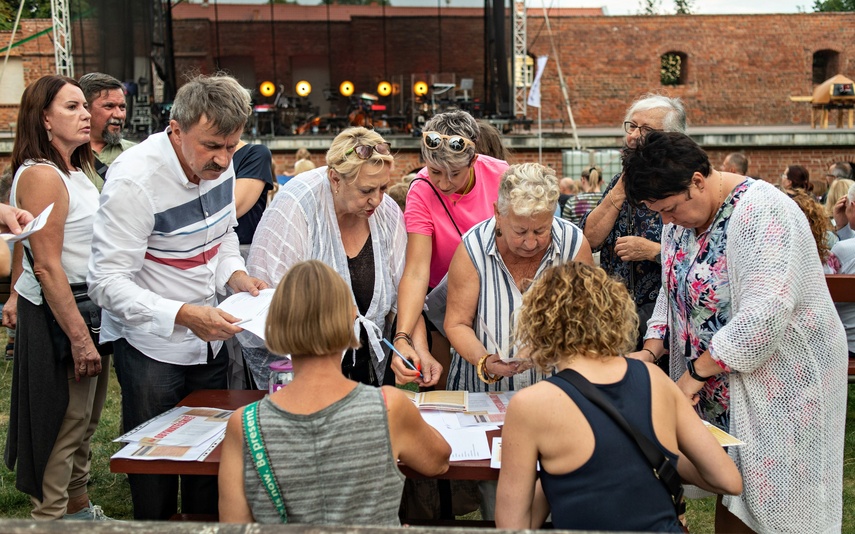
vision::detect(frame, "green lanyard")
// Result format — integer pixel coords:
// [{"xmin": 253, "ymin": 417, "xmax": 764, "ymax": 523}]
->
[{"xmin": 242, "ymin": 401, "xmax": 288, "ymax": 523}]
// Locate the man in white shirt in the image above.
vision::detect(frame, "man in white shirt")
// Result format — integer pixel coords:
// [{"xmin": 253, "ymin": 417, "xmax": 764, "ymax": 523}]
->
[{"xmin": 88, "ymin": 74, "xmax": 267, "ymax": 520}]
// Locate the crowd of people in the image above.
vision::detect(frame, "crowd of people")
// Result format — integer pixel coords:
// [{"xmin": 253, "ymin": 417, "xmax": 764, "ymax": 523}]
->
[{"xmin": 0, "ymin": 72, "xmax": 850, "ymax": 534}]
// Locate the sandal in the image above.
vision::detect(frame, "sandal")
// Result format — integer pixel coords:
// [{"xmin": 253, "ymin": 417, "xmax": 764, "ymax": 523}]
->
[{"xmin": 5, "ymin": 342, "xmax": 13, "ymax": 361}]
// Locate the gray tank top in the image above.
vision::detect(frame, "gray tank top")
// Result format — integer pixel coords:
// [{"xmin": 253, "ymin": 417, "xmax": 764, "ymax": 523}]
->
[{"xmin": 243, "ymin": 384, "xmax": 405, "ymax": 525}]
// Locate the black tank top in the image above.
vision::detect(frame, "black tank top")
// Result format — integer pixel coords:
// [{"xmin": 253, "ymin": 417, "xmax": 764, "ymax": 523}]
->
[{"xmin": 540, "ymin": 358, "xmax": 682, "ymax": 532}]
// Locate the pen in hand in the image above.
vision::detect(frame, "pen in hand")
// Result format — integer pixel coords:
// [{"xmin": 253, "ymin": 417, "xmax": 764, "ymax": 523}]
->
[{"xmin": 382, "ymin": 338, "xmax": 423, "ymax": 379}]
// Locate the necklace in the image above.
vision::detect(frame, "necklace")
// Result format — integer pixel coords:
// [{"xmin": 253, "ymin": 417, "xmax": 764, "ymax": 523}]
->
[{"xmin": 453, "ymin": 167, "xmax": 476, "ymax": 206}]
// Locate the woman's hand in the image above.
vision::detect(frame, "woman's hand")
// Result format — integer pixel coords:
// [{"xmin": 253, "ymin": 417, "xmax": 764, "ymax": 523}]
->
[
  {"xmin": 2, "ymin": 292, "xmax": 17, "ymax": 329},
  {"xmin": 485, "ymin": 353, "xmax": 525, "ymax": 378},
  {"xmin": 71, "ymin": 337, "xmax": 102, "ymax": 382},
  {"xmin": 390, "ymin": 338, "xmax": 443, "ymax": 387},
  {"xmin": 676, "ymin": 372, "xmax": 703, "ymax": 405},
  {"xmin": 833, "ymin": 195, "xmax": 848, "ymax": 232},
  {"xmin": 615, "ymin": 236, "xmax": 660, "ymax": 262}
]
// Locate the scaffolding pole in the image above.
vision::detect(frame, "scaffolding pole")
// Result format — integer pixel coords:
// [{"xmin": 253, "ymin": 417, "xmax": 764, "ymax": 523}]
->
[{"xmin": 51, "ymin": 0, "xmax": 74, "ymax": 77}]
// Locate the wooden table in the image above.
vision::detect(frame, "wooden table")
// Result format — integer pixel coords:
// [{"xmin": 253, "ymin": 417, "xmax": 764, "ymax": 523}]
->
[{"xmin": 110, "ymin": 389, "xmax": 500, "ymax": 480}]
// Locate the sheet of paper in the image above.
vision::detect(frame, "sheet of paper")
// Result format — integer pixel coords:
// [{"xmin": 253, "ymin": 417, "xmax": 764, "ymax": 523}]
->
[
  {"xmin": 216, "ymin": 288, "xmax": 276, "ymax": 340},
  {"xmin": 114, "ymin": 406, "xmax": 232, "ymax": 447},
  {"xmin": 703, "ymin": 421, "xmax": 745, "ymax": 447},
  {"xmin": 437, "ymin": 428, "xmax": 491, "ymax": 461},
  {"xmin": 0, "ymin": 202, "xmax": 53, "ymax": 242},
  {"xmin": 112, "ymin": 431, "xmax": 225, "ymax": 462},
  {"xmin": 490, "ymin": 437, "xmax": 502, "ymax": 469}
]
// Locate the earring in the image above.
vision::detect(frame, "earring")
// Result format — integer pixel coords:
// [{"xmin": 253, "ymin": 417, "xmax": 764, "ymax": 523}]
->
[
  {"xmin": 495, "ymin": 227, "xmax": 503, "ymax": 237},
  {"xmin": 46, "ymin": 129, "xmax": 53, "ymax": 142}
]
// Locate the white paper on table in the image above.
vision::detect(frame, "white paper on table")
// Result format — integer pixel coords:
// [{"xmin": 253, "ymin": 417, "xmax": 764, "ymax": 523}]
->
[
  {"xmin": 113, "ymin": 406, "xmax": 232, "ymax": 447},
  {"xmin": 435, "ymin": 427, "xmax": 491, "ymax": 461},
  {"xmin": 490, "ymin": 437, "xmax": 502, "ymax": 469},
  {"xmin": 0, "ymin": 202, "xmax": 53, "ymax": 242},
  {"xmin": 112, "ymin": 431, "xmax": 225, "ymax": 462},
  {"xmin": 216, "ymin": 288, "xmax": 276, "ymax": 340}
]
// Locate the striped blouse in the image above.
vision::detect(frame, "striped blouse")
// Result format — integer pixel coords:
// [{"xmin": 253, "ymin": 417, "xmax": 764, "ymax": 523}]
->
[{"xmin": 447, "ymin": 216, "xmax": 584, "ymax": 392}]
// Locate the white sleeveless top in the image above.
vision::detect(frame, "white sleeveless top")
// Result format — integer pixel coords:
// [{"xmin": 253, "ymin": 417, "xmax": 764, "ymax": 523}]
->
[{"xmin": 11, "ymin": 161, "xmax": 99, "ymax": 304}]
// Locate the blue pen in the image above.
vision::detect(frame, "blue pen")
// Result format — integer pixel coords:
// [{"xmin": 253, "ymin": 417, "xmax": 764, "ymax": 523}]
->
[{"xmin": 382, "ymin": 338, "xmax": 423, "ymax": 379}]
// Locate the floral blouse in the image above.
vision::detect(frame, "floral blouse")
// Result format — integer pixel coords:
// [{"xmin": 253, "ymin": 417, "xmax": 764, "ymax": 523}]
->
[
  {"xmin": 580, "ymin": 173, "xmax": 662, "ymax": 308},
  {"xmin": 648, "ymin": 179, "xmax": 752, "ymax": 430}
]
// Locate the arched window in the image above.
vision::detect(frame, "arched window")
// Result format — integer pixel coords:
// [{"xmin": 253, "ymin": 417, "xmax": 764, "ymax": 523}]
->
[
  {"xmin": 661, "ymin": 51, "xmax": 687, "ymax": 86},
  {"xmin": 812, "ymin": 50, "xmax": 840, "ymax": 84}
]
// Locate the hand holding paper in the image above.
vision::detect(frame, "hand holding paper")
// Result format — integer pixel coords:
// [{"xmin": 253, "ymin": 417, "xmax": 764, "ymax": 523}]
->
[{"xmin": 0, "ymin": 203, "xmax": 52, "ymax": 243}]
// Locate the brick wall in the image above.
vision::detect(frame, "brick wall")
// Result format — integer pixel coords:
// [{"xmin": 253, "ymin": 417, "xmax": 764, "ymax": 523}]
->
[{"xmin": 171, "ymin": 11, "xmax": 855, "ymax": 128}]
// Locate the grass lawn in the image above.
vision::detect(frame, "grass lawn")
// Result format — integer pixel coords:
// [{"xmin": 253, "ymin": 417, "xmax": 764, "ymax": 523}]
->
[{"xmin": 1, "ymin": 334, "xmax": 853, "ymax": 529}]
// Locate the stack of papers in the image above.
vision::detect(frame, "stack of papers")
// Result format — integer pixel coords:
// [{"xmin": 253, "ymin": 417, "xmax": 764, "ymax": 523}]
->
[
  {"xmin": 415, "ymin": 391, "xmax": 516, "ymax": 463},
  {"xmin": 403, "ymin": 390, "xmax": 469, "ymax": 412},
  {"xmin": 111, "ymin": 406, "xmax": 233, "ymax": 462},
  {"xmin": 217, "ymin": 288, "xmax": 276, "ymax": 340}
]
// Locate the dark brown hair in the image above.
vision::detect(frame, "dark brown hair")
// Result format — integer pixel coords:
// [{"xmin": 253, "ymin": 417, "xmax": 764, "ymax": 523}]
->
[
  {"xmin": 785, "ymin": 165, "xmax": 812, "ymax": 192},
  {"xmin": 11, "ymin": 75, "xmax": 94, "ymax": 176}
]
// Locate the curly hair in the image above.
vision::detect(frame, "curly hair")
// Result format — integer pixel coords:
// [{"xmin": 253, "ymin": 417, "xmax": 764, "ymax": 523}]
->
[
  {"xmin": 496, "ymin": 163, "xmax": 559, "ymax": 217},
  {"xmin": 515, "ymin": 262, "xmax": 637, "ymax": 373},
  {"xmin": 786, "ymin": 189, "xmax": 832, "ymax": 264}
]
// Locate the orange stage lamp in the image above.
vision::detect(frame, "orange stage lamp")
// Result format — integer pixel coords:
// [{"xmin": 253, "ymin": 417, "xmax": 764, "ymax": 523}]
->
[
  {"xmin": 259, "ymin": 81, "xmax": 276, "ymax": 97},
  {"xmin": 295, "ymin": 80, "xmax": 312, "ymax": 97},
  {"xmin": 339, "ymin": 81, "xmax": 355, "ymax": 97},
  {"xmin": 377, "ymin": 81, "xmax": 392, "ymax": 97},
  {"xmin": 413, "ymin": 81, "xmax": 429, "ymax": 96}
]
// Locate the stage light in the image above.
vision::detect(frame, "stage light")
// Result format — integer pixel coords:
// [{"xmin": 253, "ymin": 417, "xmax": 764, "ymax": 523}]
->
[
  {"xmin": 413, "ymin": 81, "xmax": 428, "ymax": 96},
  {"xmin": 339, "ymin": 81, "xmax": 355, "ymax": 97},
  {"xmin": 377, "ymin": 81, "xmax": 392, "ymax": 97},
  {"xmin": 259, "ymin": 81, "xmax": 276, "ymax": 97},
  {"xmin": 391, "ymin": 83, "xmax": 401, "ymax": 96},
  {"xmin": 296, "ymin": 80, "xmax": 312, "ymax": 97}
]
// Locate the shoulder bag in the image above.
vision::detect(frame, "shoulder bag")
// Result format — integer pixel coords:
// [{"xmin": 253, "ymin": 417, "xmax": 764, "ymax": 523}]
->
[
  {"xmin": 242, "ymin": 401, "xmax": 288, "ymax": 523},
  {"xmin": 554, "ymin": 368, "xmax": 686, "ymax": 519}
]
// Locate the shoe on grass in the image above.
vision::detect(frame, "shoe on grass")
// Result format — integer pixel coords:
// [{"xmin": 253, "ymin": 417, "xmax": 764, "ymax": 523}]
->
[{"xmin": 63, "ymin": 502, "xmax": 114, "ymax": 521}]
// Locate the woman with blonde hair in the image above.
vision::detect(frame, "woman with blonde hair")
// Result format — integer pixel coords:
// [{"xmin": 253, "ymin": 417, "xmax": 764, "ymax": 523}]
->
[
  {"xmin": 496, "ymin": 262, "xmax": 742, "ymax": 531},
  {"xmin": 243, "ymin": 127, "xmax": 416, "ymax": 388},
  {"xmin": 219, "ymin": 260, "xmax": 450, "ymax": 524}
]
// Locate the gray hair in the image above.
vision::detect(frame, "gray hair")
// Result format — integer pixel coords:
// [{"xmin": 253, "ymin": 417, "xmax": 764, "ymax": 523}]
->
[
  {"xmin": 170, "ymin": 73, "xmax": 252, "ymax": 135},
  {"xmin": 78, "ymin": 72, "xmax": 123, "ymax": 104},
  {"xmin": 497, "ymin": 163, "xmax": 559, "ymax": 217},
  {"xmin": 847, "ymin": 183, "xmax": 855, "ymax": 204},
  {"xmin": 831, "ymin": 161, "xmax": 853, "ymax": 181},
  {"xmin": 624, "ymin": 93, "xmax": 687, "ymax": 133},
  {"xmin": 421, "ymin": 110, "xmax": 480, "ymax": 174},
  {"xmin": 326, "ymin": 127, "xmax": 394, "ymax": 182}
]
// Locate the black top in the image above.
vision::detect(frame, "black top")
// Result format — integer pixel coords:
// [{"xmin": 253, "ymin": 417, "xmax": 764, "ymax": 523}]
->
[
  {"xmin": 540, "ymin": 359, "xmax": 682, "ymax": 532},
  {"xmin": 342, "ymin": 236, "xmax": 392, "ymax": 386},
  {"xmin": 233, "ymin": 143, "xmax": 274, "ymax": 245}
]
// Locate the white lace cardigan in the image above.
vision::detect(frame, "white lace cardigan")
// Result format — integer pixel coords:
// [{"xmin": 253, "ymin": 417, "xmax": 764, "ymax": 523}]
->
[
  {"xmin": 648, "ymin": 180, "xmax": 847, "ymax": 533},
  {"xmin": 245, "ymin": 167, "xmax": 407, "ymax": 379}
]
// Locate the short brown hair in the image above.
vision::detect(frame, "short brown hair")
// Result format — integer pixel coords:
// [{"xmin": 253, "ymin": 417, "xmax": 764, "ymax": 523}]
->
[
  {"xmin": 515, "ymin": 262, "xmax": 637, "ymax": 372},
  {"xmin": 265, "ymin": 260, "xmax": 359, "ymax": 357}
]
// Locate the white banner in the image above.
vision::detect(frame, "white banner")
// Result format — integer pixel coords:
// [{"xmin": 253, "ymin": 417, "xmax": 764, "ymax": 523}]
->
[{"xmin": 527, "ymin": 55, "xmax": 549, "ymax": 108}]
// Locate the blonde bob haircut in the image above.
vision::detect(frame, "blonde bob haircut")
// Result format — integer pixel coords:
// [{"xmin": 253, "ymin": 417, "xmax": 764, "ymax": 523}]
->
[
  {"xmin": 515, "ymin": 262, "xmax": 637, "ymax": 373},
  {"xmin": 265, "ymin": 260, "xmax": 360, "ymax": 357},
  {"xmin": 496, "ymin": 162, "xmax": 560, "ymax": 217},
  {"xmin": 326, "ymin": 127, "xmax": 394, "ymax": 183}
]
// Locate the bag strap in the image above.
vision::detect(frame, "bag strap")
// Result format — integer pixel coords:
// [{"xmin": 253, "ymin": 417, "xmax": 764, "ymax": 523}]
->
[
  {"xmin": 242, "ymin": 401, "xmax": 288, "ymax": 523},
  {"xmin": 554, "ymin": 368, "xmax": 685, "ymax": 515},
  {"xmin": 409, "ymin": 177, "xmax": 463, "ymax": 237}
]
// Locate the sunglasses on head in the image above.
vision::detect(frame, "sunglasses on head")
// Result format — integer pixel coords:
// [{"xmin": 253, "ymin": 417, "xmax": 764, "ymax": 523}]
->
[
  {"xmin": 422, "ymin": 131, "xmax": 475, "ymax": 153},
  {"xmin": 343, "ymin": 142, "xmax": 391, "ymax": 162}
]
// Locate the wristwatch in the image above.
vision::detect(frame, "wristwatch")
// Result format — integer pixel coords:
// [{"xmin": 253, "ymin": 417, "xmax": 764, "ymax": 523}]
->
[{"xmin": 686, "ymin": 359, "xmax": 712, "ymax": 382}]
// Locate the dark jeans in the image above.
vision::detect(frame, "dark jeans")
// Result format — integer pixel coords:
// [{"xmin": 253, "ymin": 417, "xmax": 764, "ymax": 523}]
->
[{"xmin": 113, "ymin": 338, "xmax": 227, "ymax": 520}]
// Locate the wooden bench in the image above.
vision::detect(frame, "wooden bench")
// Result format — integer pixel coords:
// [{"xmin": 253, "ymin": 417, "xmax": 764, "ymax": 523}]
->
[{"xmin": 824, "ymin": 274, "xmax": 855, "ymax": 382}]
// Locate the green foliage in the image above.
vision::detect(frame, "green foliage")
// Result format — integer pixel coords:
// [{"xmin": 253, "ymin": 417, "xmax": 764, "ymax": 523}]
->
[
  {"xmin": 639, "ymin": 0, "xmax": 662, "ymax": 15},
  {"xmin": 813, "ymin": 0, "xmax": 855, "ymax": 11},
  {"xmin": 0, "ymin": 1, "xmax": 51, "ymax": 31},
  {"xmin": 674, "ymin": 0, "xmax": 695, "ymax": 14},
  {"xmin": 661, "ymin": 52, "xmax": 682, "ymax": 86}
]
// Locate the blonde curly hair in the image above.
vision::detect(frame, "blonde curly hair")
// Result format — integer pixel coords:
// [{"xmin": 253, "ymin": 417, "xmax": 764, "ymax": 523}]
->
[{"xmin": 515, "ymin": 262, "xmax": 637, "ymax": 373}]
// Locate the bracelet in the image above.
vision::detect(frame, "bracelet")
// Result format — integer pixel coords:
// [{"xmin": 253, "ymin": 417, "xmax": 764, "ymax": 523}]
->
[
  {"xmin": 686, "ymin": 358, "xmax": 713, "ymax": 382},
  {"xmin": 607, "ymin": 191, "xmax": 622, "ymax": 211},
  {"xmin": 476, "ymin": 354, "xmax": 501, "ymax": 384},
  {"xmin": 393, "ymin": 332, "xmax": 413, "ymax": 347},
  {"xmin": 641, "ymin": 348, "xmax": 658, "ymax": 363}
]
